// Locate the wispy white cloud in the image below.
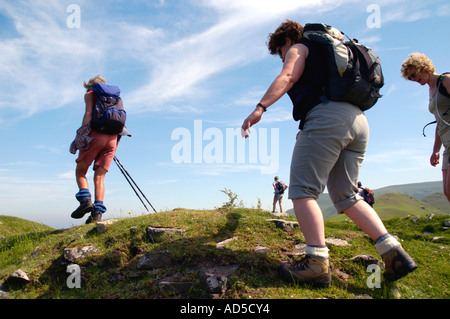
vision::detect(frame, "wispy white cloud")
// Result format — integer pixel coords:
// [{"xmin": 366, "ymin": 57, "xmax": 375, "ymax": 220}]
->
[
  {"xmin": 0, "ymin": 0, "xmax": 352, "ymax": 121},
  {"xmin": 2, "ymin": 0, "xmax": 447, "ymax": 122}
]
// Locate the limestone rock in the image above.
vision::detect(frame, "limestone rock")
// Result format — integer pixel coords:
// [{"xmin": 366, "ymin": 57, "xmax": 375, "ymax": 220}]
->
[
  {"xmin": 137, "ymin": 251, "xmax": 172, "ymax": 269},
  {"xmin": 325, "ymin": 237, "xmax": 351, "ymax": 247},
  {"xmin": 3, "ymin": 269, "xmax": 30, "ymax": 289},
  {"xmin": 96, "ymin": 218, "xmax": 121, "ymax": 233},
  {"xmin": 199, "ymin": 265, "xmax": 239, "ymax": 297},
  {"xmin": 64, "ymin": 245, "xmax": 98, "ymax": 263},
  {"xmin": 216, "ymin": 237, "xmax": 238, "ymax": 249},
  {"xmin": 146, "ymin": 227, "xmax": 186, "ymax": 242},
  {"xmin": 267, "ymin": 219, "xmax": 299, "ymax": 231},
  {"xmin": 254, "ymin": 246, "xmax": 270, "ymax": 254},
  {"xmin": 347, "ymin": 255, "xmax": 382, "ymax": 267}
]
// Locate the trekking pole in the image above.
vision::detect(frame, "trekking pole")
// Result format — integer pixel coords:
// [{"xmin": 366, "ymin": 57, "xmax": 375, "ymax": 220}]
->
[{"xmin": 113, "ymin": 156, "xmax": 157, "ymax": 213}]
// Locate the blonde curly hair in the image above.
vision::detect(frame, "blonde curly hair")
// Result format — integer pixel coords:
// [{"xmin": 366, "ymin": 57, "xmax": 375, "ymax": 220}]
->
[
  {"xmin": 401, "ymin": 53, "xmax": 436, "ymax": 79},
  {"xmin": 83, "ymin": 75, "xmax": 106, "ymax": 91}
]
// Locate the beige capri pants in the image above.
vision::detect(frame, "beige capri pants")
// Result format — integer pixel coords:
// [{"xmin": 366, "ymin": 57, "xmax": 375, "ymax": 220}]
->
[{"xmin": 288, "ymin": 101, "xmax": 369, "ymax": 213}]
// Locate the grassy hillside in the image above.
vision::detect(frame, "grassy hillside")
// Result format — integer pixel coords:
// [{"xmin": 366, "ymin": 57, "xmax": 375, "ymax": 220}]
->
[
  {"xmin": 374, "ymin": 181, "xmax": 443, "ymax": 200},
  {"xmin": 327, "ymin": 193, "xmax": 446, "ymax": 222},
  {"xmin": 0, "ymin": 215, "xmax": 54, "ymax": 237},
  {"xmin": 0, "ymin": 208, "xmax": 448, "ymax": 300},
  {"xmin": 293, "ymin": 181, "xmax": 447, "ymax": 219},
  {"xmin": 422, "ymin": 192, "xmax": 449, "ymax": 212}
]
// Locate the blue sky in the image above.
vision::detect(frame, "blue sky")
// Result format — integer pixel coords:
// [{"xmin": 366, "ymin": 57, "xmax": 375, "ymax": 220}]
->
[{"xmin": 0, "ymin": 0, "xmax": 449, "ymax": 229}]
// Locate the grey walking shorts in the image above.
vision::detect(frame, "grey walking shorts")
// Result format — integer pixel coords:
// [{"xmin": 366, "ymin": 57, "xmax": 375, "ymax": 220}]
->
[{"xmin": 288, "ymin": 101, "xmax": 369, "ymax": 212}]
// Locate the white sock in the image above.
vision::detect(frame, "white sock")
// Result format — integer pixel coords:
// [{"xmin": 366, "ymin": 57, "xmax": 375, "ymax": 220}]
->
[
  {"xmin": 306, "ymin": 245, "xmax": 329, "ymax": 259},
  {"xmin": 375, "ymin": 235, "xmax": 401, "ymax": 256}
]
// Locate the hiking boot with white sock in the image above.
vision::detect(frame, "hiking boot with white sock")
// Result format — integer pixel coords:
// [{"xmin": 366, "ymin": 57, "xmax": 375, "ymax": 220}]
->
[
  {"xmin": 375, "ymin": 234, "xmax": 417, "ymax": 282},
  {"xmin": 277, "ymin": 255, "xmax": 331, "ymax": 288}
]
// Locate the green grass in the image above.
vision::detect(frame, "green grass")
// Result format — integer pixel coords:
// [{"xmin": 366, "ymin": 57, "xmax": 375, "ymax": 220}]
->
[{"xmin": 0, "ymin": 209, "xmax": 449, "ymax": 299}]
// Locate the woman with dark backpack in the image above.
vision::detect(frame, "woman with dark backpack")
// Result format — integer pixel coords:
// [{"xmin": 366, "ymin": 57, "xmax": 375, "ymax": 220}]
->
[{"xmin": 242, "ymin": 20, "xmax": 417, "ymax": 288}]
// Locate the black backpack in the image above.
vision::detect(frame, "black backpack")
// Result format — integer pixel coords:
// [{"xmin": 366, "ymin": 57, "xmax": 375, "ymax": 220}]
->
[
  {"xmin": 276, "ymin": 181, "xmax": 285, "ymax": 194},
  {"xmin": 90, "ymin": 83, "xmax": 127, "ymax": 135},
  {"xmin": 303, "ymin": 23, "xmax": 384, "ymax": 111}
]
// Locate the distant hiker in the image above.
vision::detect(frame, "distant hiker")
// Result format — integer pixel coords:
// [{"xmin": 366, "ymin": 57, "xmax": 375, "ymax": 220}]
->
[
  {"xmin": 358, "ymin": 182, "xmax": 375, "ymax": 207},
  {"xmin": 241, "ymin": 20, "xmax": 417, "ymax": 288},
  {"xmin": 401, "ymin": 53, "xmax": 450, "ymax": 202},
  {"xmin": 272, "ymin": 176, "xmax": 288, "ymax": 213},
  {"xmin": 70, "ymin": 75, "xmax": 124, "ymax": 223}
]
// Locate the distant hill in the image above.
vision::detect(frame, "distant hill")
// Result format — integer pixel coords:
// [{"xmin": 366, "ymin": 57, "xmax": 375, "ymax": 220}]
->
[
  {"xmin": 0, "ymin": 216, "xmax": 54, "ymax": 237},
  {"xmin": 286, "ymin": 181, "xmax": 448, "ymax": 219},
  {"xmin": 327, "ymin": 192, "xmax": 445, "ymax": 222}
]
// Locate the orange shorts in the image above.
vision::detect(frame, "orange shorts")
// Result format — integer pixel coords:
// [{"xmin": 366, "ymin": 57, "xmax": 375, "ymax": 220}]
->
[{"xmin": 76, "ymin": 129, "xmax": 118, "ymax": 171}]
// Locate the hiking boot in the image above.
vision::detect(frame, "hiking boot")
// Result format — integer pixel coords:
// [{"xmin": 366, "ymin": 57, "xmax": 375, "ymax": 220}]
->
[
  {"xmin": 71, "ymin": 199, "xmax": 94, "ymax": 219},
  {"xmin": 85, "ymin": 211, "xmax": 102, "ymax": 224},
  {"xmin": 381, "ymin": 246, "xmax": 417, "ymax": 282},
  {"xmin": 277, "ymin": 255, "xmax": 331, "ymax": 288}
]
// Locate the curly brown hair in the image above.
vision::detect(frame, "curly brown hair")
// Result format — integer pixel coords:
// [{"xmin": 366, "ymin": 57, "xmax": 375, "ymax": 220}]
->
[
  {"xmin": 267, "ymin": 20, "xmax": 304, "ymax": 55},
  {"xmin": 401, "ymin": 53, "xmax": 436, "ymax": 79}
]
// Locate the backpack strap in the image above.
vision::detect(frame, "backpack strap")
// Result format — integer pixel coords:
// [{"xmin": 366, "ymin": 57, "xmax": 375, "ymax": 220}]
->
[
  {"xmin": 438, "ymin": 73, "xmax": 450, "ymax": 98},
  {"xmin": 434, "ymin": 73, "xmax": 450, "ymax": 127}
]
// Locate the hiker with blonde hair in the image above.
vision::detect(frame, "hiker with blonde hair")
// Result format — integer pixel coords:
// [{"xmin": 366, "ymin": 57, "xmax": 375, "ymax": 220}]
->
[
  {"xmin": 70, "ymin": 75, "xmax": 119, "ymax": 223},
  {"xmin": 401, "ymin": 53, "xmax": 450, "ymax": 202}
]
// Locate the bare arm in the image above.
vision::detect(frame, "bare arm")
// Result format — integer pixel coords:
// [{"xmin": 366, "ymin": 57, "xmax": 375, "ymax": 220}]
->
[
  {"xmin": 81, "ymin": 91, "xmax": 95, "ymax": 126},
  {"xmin": 431, "ymin": 125, "xmax": 442, "ymax": 167},
  {"xmin": 241, "ymin": 43, "xmax": 308, "ymax": 133}
]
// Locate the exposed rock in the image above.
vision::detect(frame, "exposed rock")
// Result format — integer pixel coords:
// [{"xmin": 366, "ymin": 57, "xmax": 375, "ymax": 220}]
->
[
  {"xmin": 267, "ymin": 219, "xmax": 299, "ymax": 231},
  {"xmin": 333, "ymin": 268, "xmax": 352, "ymax": 283},
  {"xmin": 199, "ymin": 265, "xmax": 239, "ymax": 298},
  {"xmin": 3, "ymin": 269, "xmax": 30, "ymax": 289},
  {"xmin": 443, "ymin": 220, "xmax": 450, "ymax": 228},
  {"xmin": 347, "ymin": 255, "xmax": 382, "ymax": 267},
  {"xmin": 391, "ymin": 288, "xmax": 402, "ymax": 299},
  {"xmin": 64, "ymin": 245, "xmax": 98, "ymax": 263},
  {"xmin": 136, "ymin": 251, "xmax": 172, "ymax": 269},
  {"xmin": 96, "ymin": 218, "xmax": 121, "ymax": 234},
  {"xmin": 426, "ymin": 213, "xmax": 435, "ymax": 222},
  {"xmin": 31, "ymin": 246, "xmax": 45, "ymax": 257},
  {"xmin": 325, "ymin": 237, "xmax": 351, "ymax": 247},
  {"xmin": 216, "ymin": 237, "xmax": 238, "ymax": 249},
  {"xmin": 146, "ymin": 227, "xmax": 186, "ymax": 242},
  {"xmin": 254, "ymin": 246, "xmax": 270, "ymax": 254}
]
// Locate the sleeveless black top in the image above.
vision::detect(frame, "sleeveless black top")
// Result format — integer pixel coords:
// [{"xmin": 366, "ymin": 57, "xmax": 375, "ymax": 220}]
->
[{"xmin": 287, "ymin": 40, "xmax": 328, "ymax": 129}]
